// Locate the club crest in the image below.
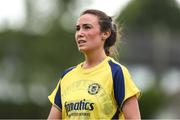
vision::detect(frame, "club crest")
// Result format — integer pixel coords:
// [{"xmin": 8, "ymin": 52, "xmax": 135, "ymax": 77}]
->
[{"xmin": 88, "ymin": 83, "xmax": 100, "ymax": 95}]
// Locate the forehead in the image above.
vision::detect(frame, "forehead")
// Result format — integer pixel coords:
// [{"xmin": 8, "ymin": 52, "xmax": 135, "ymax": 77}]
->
[{"xmin": 76, "ymin": 14, "xmax": 99, "ymax": 26}]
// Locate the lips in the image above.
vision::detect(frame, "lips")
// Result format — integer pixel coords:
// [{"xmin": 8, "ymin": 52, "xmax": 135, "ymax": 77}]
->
[{"xmin": 78, "ymin": 40, "xmax": 86, "ymax": 45}]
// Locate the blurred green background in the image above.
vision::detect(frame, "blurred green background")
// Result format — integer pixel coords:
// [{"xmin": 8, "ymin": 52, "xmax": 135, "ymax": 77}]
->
[{"xmin": 0, "ymin": 0, "xmax": 180, "ymax": 119}]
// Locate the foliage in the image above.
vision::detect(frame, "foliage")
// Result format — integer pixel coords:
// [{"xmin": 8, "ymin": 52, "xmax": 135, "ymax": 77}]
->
[
  {"xmin": 0, "ymin": 102, "xmax": 50, "ymax": 118},
  {"xmin": 139, "ymin": 86, "xmax": 167, "ymax": 118},
  {"xmin": 118, "ymin": 0, "xmax": 180, "ymax": 31}
]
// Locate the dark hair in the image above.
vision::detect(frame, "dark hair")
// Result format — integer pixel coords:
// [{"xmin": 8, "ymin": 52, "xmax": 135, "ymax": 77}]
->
[{"xmin": 81, "ymin": 9, "xmax": 120, "ymax": 57}]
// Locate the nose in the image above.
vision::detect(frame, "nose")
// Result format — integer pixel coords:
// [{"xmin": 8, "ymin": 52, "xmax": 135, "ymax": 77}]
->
[{"xmin": 76, "ymin": 28, "xmax": 85, "ymax": 38}]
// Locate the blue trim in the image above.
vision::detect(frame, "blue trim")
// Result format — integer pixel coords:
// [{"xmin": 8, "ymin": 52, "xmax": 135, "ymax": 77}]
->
[
  {"xmin": 108, "ymin": 60, "xmax": 125, "ymax": 119},
  {"xmin": 61, "ymin": 66, "xmax": 76, "ymax": 78},
  {"xmin": 112, "ymin": 109, "xmax": 120, "ymax": 119},
  {"xmin": 54, "ymin": 84, "xmax": 62, "ymax": 109},
  {"xmin": 54, "ymin": 66, "xmax": 75, "ymax": 109}
]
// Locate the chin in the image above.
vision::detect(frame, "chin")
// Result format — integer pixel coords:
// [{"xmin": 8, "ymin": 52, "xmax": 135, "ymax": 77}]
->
[
  {"xmin": 79, "ymin": 48, "xmax": 86, "ymax": 53},
  {"xmin": 78, "ymin": 47, "xmax": 89, "ymax": 54}
]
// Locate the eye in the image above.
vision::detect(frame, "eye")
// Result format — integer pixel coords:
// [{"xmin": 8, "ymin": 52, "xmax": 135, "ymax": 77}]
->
[
  {"xmin": 76, "ymin": 25, "xmax": 80, "ymax": 31},
  {"xmin": 84, "ymin": 25, "xmax": 91, "ymax": 30},
  {"xmin": 84, "ymin": 25, "xmax": 91, "ymax": 29}
]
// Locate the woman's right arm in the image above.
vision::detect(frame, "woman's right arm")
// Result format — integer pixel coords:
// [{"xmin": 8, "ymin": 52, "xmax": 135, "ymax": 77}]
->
[{"xmin": 48, "ymin": 105, "xmax": 62, "ymax": 119}]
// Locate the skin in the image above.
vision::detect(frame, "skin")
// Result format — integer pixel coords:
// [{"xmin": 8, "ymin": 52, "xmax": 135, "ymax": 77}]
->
[
  {"xmin": 48, "ymin": 13, "xmax": 141, "ymax": 119},
  {"xmin": 122, "ymin": 96, "xmax": 141, "ymax": 119},
  {"xmin": 48, "ymin": 105, "xmax": 61, "ymax": 119},
  {"xmin": 75, "ymin": 14, "xmax": 110, "ymax": 69}
]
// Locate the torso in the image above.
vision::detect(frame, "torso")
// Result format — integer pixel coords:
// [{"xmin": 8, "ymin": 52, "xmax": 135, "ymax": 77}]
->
[{"xmin": 61, "ymin": 57, "xmax": 117, "ymax": 119}]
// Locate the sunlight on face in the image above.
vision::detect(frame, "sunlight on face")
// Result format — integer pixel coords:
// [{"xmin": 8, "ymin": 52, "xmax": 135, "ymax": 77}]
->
[{"xmin": 75, "ymin": 14, "xmax": 104, "ymax": 53}]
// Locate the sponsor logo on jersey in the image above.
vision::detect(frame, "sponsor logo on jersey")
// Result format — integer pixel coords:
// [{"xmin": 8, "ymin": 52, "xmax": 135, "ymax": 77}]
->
[
  {"xmin": 65, "ymin": 99, "xmax": 94, "ymax": 114},
  {"xmin": 88, "ymin": 83, "xmax": 100, "ymax": 95}
]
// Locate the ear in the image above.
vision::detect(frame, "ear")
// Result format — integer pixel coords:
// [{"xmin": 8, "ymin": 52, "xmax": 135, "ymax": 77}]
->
[{"xmin": 102, "ymin": 31, "xmax": 111, "ymax": 41}]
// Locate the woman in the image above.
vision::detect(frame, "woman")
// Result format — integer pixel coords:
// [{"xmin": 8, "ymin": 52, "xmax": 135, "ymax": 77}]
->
[{"xmin": 48, "ymin": 9, "xmax": 141, "ymax": 119}]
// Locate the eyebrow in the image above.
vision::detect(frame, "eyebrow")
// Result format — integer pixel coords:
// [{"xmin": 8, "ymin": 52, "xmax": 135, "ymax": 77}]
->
[{"xmin": 76, "ymin": 23, "xmax": 93, "ymax": 27}]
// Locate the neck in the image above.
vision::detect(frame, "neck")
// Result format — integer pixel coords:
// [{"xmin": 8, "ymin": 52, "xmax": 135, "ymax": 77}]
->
[{"xmin": 83, "ymin": 49, "xmax": 107, "ymax": 69}]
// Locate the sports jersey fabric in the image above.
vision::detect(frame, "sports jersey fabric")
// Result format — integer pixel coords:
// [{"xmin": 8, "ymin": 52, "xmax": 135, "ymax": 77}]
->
[{"xmin": 48, "ymin": 56, "xmax": 140, "ymax": 119}]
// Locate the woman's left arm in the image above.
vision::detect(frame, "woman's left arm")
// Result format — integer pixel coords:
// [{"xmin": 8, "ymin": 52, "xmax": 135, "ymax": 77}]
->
[{"xmin": 122, "ymin": 96, "xmax": 141, "ymax": 119}]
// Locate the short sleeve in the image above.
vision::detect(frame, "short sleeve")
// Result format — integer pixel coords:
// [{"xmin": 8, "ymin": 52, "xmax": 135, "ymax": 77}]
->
[
  {"xmin": 48, "ymin": 80, "xmax": 62, "ymax": 110},
  {"xmin": 122, "ymin": 66, "xmax": 141, "ymax": 102},
  {"xmin": 108, "ymin": 60, "xmax": 140, "ymax": 110}
]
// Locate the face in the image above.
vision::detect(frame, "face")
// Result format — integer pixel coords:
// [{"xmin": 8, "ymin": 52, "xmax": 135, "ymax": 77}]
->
[{"xmin": 75, "ymin": 14, "xmax": 105, "ymax": 54}]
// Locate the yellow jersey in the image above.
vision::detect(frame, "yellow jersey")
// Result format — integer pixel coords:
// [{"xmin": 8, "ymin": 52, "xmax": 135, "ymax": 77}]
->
[{"xmin": 48, "ymin": 56, "xmax": 140, "ymax": 119}]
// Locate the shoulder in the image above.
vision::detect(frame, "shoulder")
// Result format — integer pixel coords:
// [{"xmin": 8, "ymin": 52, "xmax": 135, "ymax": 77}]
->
[
  {"xmin": 107, "ymin": 58, "xmax": 123, "ymax": 71},
  {"xmin": 60, "ymin": 66, "xmax": 76, "ymax": 79},
  {"xmin": 107, "ymin": 58, "xmax": 130, "ymax": 76}
]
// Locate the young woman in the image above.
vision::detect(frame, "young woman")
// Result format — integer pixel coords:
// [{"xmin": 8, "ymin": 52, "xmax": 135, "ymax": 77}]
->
[{"xmin": 48, "ymin": 9, "xmax": 141, "ymax": 119}]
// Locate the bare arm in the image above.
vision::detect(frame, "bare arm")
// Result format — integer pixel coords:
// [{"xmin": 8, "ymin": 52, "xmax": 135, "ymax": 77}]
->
[
  {"xmin": 122, "ymin": 96, "xmax": 141, "ymax": 119},
  {"xmin": 48, "ymin": 105, "xmax": 62, "ymax": 119}
]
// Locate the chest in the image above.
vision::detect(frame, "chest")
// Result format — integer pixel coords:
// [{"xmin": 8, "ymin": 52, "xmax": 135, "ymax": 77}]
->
[
  {"xmin": 60, "ymin": 69, "xmax": 117, "ymax": 118},
  {"xmin": 61, "ymin": 69, "xmax": 113, "ymax": 99}
]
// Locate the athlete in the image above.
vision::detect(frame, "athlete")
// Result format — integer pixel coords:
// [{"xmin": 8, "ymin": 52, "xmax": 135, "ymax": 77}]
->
[{"xmin": 48, "ymin": 9, "xmax": 141, "ymax": 119}]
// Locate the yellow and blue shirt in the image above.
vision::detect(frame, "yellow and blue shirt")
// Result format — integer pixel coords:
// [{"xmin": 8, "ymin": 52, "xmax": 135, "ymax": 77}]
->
[{"xmin": 48, "ymin": 56, "xmax": 140, "ymax": 119}]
